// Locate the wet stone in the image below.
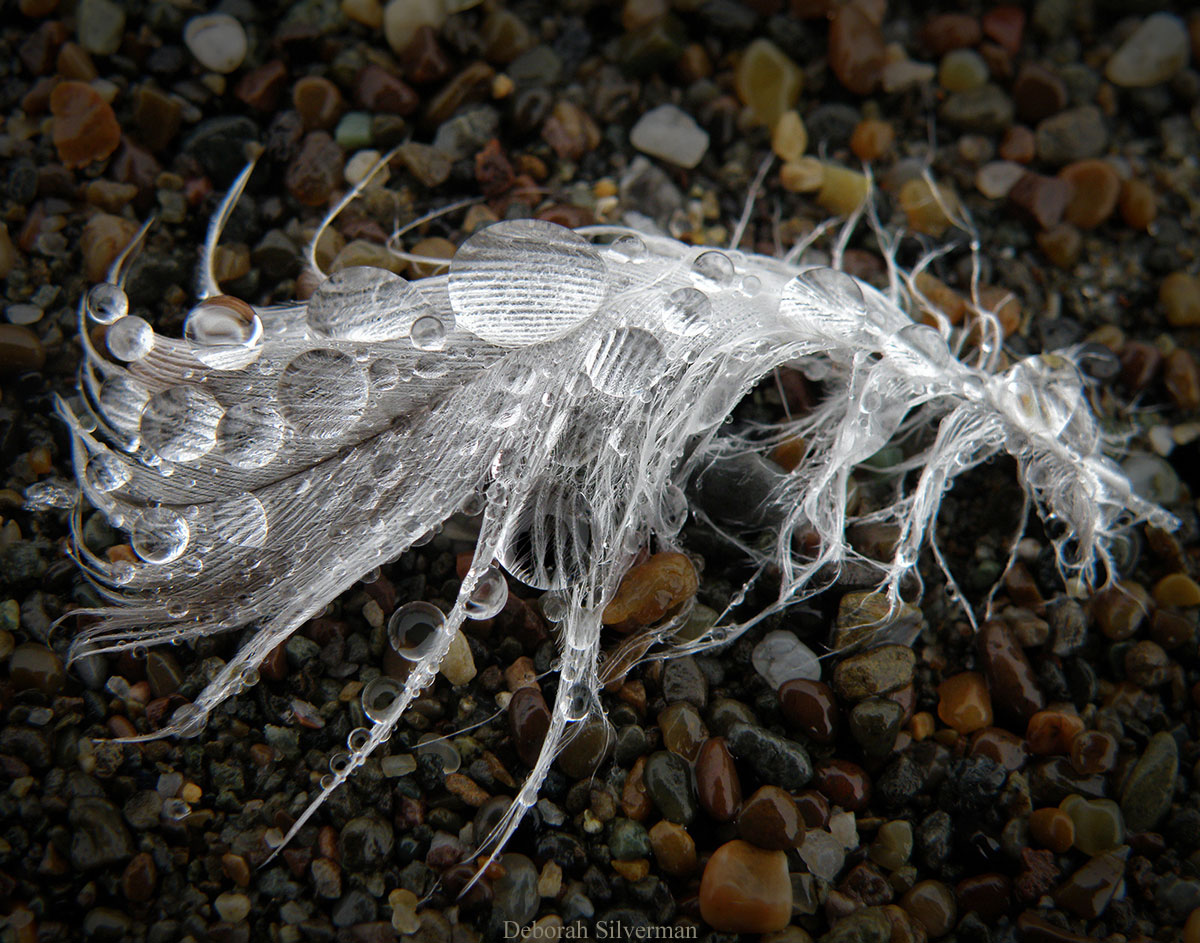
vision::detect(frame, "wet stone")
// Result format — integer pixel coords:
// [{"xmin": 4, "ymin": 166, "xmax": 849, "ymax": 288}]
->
[
  {"xmin": 1120, "ymin": 731, "xmax": 1178, "ymax": 832},
  {"xmin": 699, "ymin": 839, "xmax": 792, "ymax": 933},
  {"xmin": 818, "ymin": 906, "xmax": 891, "ymax": 943},
  {"xmin": 648, "ymin": 820, "xmax": 696, "ymax": 876},
  {"xmin": 901, "ymin": 880, "xmax": 957, "ymax": 938},
  {"xmin": 737, "ymin": 786, "xmax": 802, "ymax": 850},
  {"xmin": 658, "ymin": 702, "xmax": 707, "ymax": 761},
  {"xmin": 121, "ymin": 851, "xmax": 157, "ymax": 902},
  {"xmin": 1060, "ymin": 159, "xmax": 1120, "ymax": 229},
  {"xmin": 848, "ymin": 697, "xmax": 903, "ymax": 758},
  {"xmin": 1054, "ymin": 846, "xmax": 1129, "ymax": 918},
  {"xmin": 9, "ymin": 642, "xmax": 64, "ymax": 694},
  {"xmin": 1061, "ymin": 796, "xmax": 1123, "ymax": 856},
  {"xmin": 727, "ymin": 723, "xmax": 812, "ymax": 790},
  {"xmin": 557, "ymin": 719, "xmax": 611, "ymax": 778},
  {"xmin": 936, "ymin": 755, "xmax": 1006, "ymax": 815},
  {"xmin": 609, "ymin": 818, "xmax": 651, "ymax": 861},
  {"xmin": 814, "ymin": 759, "xmax": 872, "ymax": 812},
  {"xmin": 1013, "ymin": 63, "xmax": 1068, "ymax": 124},
  {"xmin": 753, "ymin": 630, "xmax": 820, "ymax": 688},
  {"xmin": 977, "ymin": 621, "xmax": 1044, "ymax": 722},
  {"xmin": 286, "ymin": 131, "xmax": 344, "ymax": 207},
  {"xmin": 77, "ymin": 0, "xmax": 125, "ymax": 55},
  {"xmin": 833, "ymin": 645, "xmax": 915, "ymax": 702},
  {"xmin": 1036, "ymin": 106, "xmax": 1108, "ymax": 166},
  {"xmin": 661, "ymin": 656, "xmax": 707, "ymax": 708},
  {"xmin": 780, "ymin": 679, "xmax": 839, "ymax": 744},
  {"xmin": 869, "ymin": 820, "xmax": 913, "ymax": 872},
  {"xmin": 50, "ymin": 81, "xmax": 121, "ymax": 169},
  {"xmin": 509, "ymin": 687, "xmax": 550, "ymax": 767},
  {"xmin": 828, "ymin": 4, "xmax": 885, "ymax": 96},
  {"xmin": 356, "ymin": 64, "xmax": 418, "ymax": 116},
  {"xmin": 642, "ymin": 751, "xmax": 697, "ymax": 824},
  {"xmin": 695, "ymin": 737, "xmax": 741, "ymax": 822}
]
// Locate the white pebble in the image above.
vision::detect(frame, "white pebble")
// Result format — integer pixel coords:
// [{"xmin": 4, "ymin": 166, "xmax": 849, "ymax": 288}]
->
[
  {"xmin": 439, "ymin": 627, "xmax": 477, "ymax": 686},
  {"xmin": 383, "ymin": 0, "xmax": 448, "ymax": 55},
  {"xmin": 630, "ymin": 104, "xmax": 710, "ymax": 170},
  {"xmin": 975, "ymin": 161, "xmax": 1026, "ymax": 200},
  {"xmin": 214, "ymin": 891, "xmax": 251, "ymax": 923},
  {"xmin": 184, "ymin": 14, "xmax": 248, "ymax": 74},
  {"xmin": 345, "ymin": 149, "xmax": 385, "ymax": 187},
  {"xmin": 5, "ymin": 304, "xmax": 42, "ymax": 326},
  {"xmin": 1105, "ymin": 13, "xmax": 1190, "ymax": 88},
  {"xmin": 751, "ymin": 629, "xmax": 820, "ymax": 688},
  {"xmin": 798, "ymin": 829, "xmax": 845, "ymax": 881}
]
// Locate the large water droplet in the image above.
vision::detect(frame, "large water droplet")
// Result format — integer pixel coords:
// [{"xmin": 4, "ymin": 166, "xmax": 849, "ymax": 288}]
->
[
  {"xmin": 387, "ymin": 601, "xmax": 445, "ymax": 661},
  {"xmin": 661, "ymin": 287, "xmax": 711, "ymax": 337},
  {"xmin": 465, "ymin": 565, "xmax": 508, "ymax": 619},
  {"xmin": 306, "ymin": 266, "xmax": 434, "ymax": 341},
  {"xmin": 563, "ymin": 682, "xmax": 592, "ymax": 721},
  {"xmin": 132, "ymin": 507, "xmax": 190, "ymax": 564},
  {"xmin": 140, "ymin": 386, "xmax": 223, "ymax": 462},
  {"xmin": 498, "ymin": 483, "xmax": 592, "ymax": 591},
  {"xmin": 583, "ymin": 327, "xmax": 665, "ymax": 399},
  {"xmin": 212, "ymin": 492, "xmax": 268, "ymax": 548},
  {"xmin": 782, "ymin": 267, "xmax": 868, "ymax": 334},
  {"xmin": 361, "ymin": 676, "xmax": 404, "ymax": 722},
  {"xmin": 416, "ymin": 733, "xmax": 461, "ymax": 773},
  {"xmin": 98, "ymin": 375, "xmax": 150, "ymax": 440},
  {"xmin": 277, "ymin": 349, "xmax": 369, "ymax": 439},
  {"xmin": 448, "ymin": 219, "xmax": 608, "ymax": 347},
  {"xmin": 692, "ymin": 250, "xmax": 735, "ymax": 284},
  {"xmin": 184, "ymin": 296, "xmax": 264, "ymax": 369},
  {"xmin": 217, "ymin": 402, "xmax": 284, "ymax": 469},
  {"xmin": 87, "ymin": 283, "xmax": 128, "ymax": 324},
  {"xmin": 410, "ymin": 315, "xmax": 446, "ymax": 351},
  {"xmin": 85, "ymin": 451, "xmax": 130, "ymax": 493},
  {"xmin": 106, "ymin": 316, "xmax": 155, "ymax": 361},
  {"xmin": 890, "ymin": 323, "xmax": 951, "ymax": 377}
]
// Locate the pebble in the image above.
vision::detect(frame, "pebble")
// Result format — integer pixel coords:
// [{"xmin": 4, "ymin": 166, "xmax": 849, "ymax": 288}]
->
[
  {"xmin": 76, "ymin": 0, "xmax": 125, "ymax": 56},
  {"xmin": 603, "ymin": 552, "xmax": 697, "ymax": 627},
  {"xmin": 1105, "ymin": 13, "xmax": 1190, "ymax": 88},
  {"xmin": 1036, "ymin": 106, "xmax": 1108, "ymax": 166},
  {"xmin": 293, "ymin": 76, "xmax": 345, "ymax": 131},
  {"xmin": 829, "ymin": 4, "xmax": 885, "ymax": 95},
  {"xmin": 832, "ymin": 645, "xmax": 915, "ymax": 702},
  {"xmin": 848, "ymin": 697, "xmax": 903, "ymax": 758},
  {"xmin": 629, "ymin": 104, "xmax": 709, "ymax": 169},
  {"xmin": 658, "ymin": 702, "xmax": 707, "ymax": 760},
  {"xmin": 133, "ymin": 86, "xmax": 182, "ymax": 152},
  {"xmin": 900, "ymin": 880, "xmax": 956, "ymax": 938},
  {"xmin": 752, "ymin": 630, "xmax": 820, "ymax": 688},
  {"xmin": 699, "ymin": 839, "xmax": 792, "ymax": 933},
  {"xmin": 508, "ymin": 685, "xmax": 550, "ymax": 767},
  {"xmin": 50, "ymin": 81, "xmax": 121, "ymax": 169},
  {"xmin": 1154, "ymin": 572, "xmax": 1200, "ymax": 606},
  {"xmin": 1026, "ymin": 710, "xmax": 1084, "ymax": 755},
  {"xmin": 921, "ymin": 13, "xmax": 982, "ymax": 54},
  {"xmin": 1161, "ymin": 271, "xmax": 1200, "ymax": 326},
  {"xmin": 1119, "ymin": 178, "xmax": 1157, "ymax": 230},
  {"xmin": 236, "ymin": 61, "xmax": 288, "ymax": 112},
  {"xmin": 780, "ymin": 679, "xmax": 839, "ymax": 744},
  {"xmin": 343, "ymin": 0, "xmax": 383, "ymax": 28},
  {"xmin": 9, "ymin": 643, "xmax": 64, "ymax": 693},
  {"xmin": 608, "ymin": 818, "xmax": 651, "ymax": 861},
  {"xmin": 1009, "ymin": 172, "xmax": 1070, "ymax": 229},
  {"xmin": 1053, "ymin": 846, "xmax": 1128, "ymax": 918},
  {"xmin": 939, "ymin": 49, "xmax": 988, "ymax": 92},
  {"xmin": 738, "ymin": 786, "xmax": 802, "ymax": 850},
  {"xmin": 395, "ymin": 142, "xmax": 451, "ymax": 188},
  {"xmin": 772, "ymin": 111, "xmax": 808, "ymax": 162},
  {"xmin": 339, "ymin": 815, "xmax": 394, "ymax": 871},
  {"xmin": 1061, "ymin": 796, "xmax": 1124, "ymax": 856},
  {"xmin": 940, "ymin": 84, "xmax": 1014, "ymax": 134},
  {"xmin": 121, "ymin": 852, "xmax": 157, "ymax": 902},
  {"xmin": 383, "ymin": 0, "xmax": 448, "ymax": 56},
  {"xmin": 735, "ymin": 38, "xmax": 803, "ymax": 129},
  {"xmin": 970, "ymin": 727, "xmax": 1028, "ymax": 771},
  {"xmin": 1012, "ymin": 63, "xmax": 1068, "ymax": 124},
  {"xmin": 869, "ymin": 820, "xmax": 913, "ymax": 871},
  {"xmin": 1059, "ymin": 159, "xmax": 1120, "ymax": 229},
  {"xmin": 648, "ymin": 820, "xmax": 696, "ymax": 875},
  {"xmin": 70, "ymin": 797, "xmax": 133, "ymax": 870},
  {"xmin": 898, "ymin": 178, "xmax": 959, "ymax": 237},
  {"xmin": 642, "ymin": 750, "xmax": 697, "ymax": 824},
  {"xmin": 814, "ymin": 759, "xmax": 872, "ymax": 811},
  {"xmin": 494, "ymin": 853, "xmax": 539, "ymax": 926},
  {"xmin": 355, "ymin": 64, "xmax": 418, "ymax": 116},
  {"xmin": 983, "ymin": 6, "xmax": 1025, "ymax": 55},
  {"xmin": 215, "ymin": 891, "xmax": 252, "ymax": 923},
  {"xmin": 541, "ymin": 101, "xmax": 600, "ymax": 162},
  {"xmin": 999, "ymin": 124, "xmax": 1036, "ymax": 163},
  {"xmin": 183, "ymin": 14, "xmax": 248, "ymax": 74},
  {"xmin": 977, "ymin": 621, "xmax": 1044, "ymax": 722},
  {"xmin": 1120, "ymin": 731, "xmax": 1178, "ymax": 832},
  {"xmin": 1029, "ymin": 807, "xmax": 1074, "ymax": 853},
  {"xmin": 727, "ymin": 723, "xmax": 813, "ymax": 790},
  {"xmin": 402, "ymin": 26, "xmax": 452, "ymax": 84},
  {"xmin": 661, "ymin": 657, "xmax": 707, "ymax": 708},
  {"xmin": 285, "ymin": 131, "xmax": 344, "ymax": 207},
  {"xmin": 696, "ymin": 737, "xmax": 741, "ymax": 822},
  {"xmin": 1038, "ymin": 224, "xmax": 1082, "ymax": 269},
  {"xmin": 0, "ymin": 324, "xmax": 45, "ymax": 376},
  {"xmin": 850, "ymin": 119, "xmax": 894, "ymax": 162},
  {"xmin": 781, "ymin": 157, "xmax": 826, "ymax": 194}
]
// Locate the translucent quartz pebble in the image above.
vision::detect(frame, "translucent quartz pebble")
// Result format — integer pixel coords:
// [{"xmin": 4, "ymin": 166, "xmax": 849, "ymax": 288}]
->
[
  {"xmin": 691, "ymin": 250, "xmax": 736, "ymax": 285},
  {"xmin": 782, "ymin": 267, "xmax": 869, "ymax": 334},
  {"xmin": 751, "ymin": 629, "xmax": 821, "ymax": 688},
  {"xmin": 583, "ymin": 327, "xmax": 665, "ymax": 399},
  {"xmin": 361, "ymin": 676, "xmax": 403, "ymax": 722},
  {"xmin": 416, "ymin": 733, "xmax": 461, "ymax": 773},
  {"xmin": 217, "ymin": 403, "xmax": 284, "ymax": 469},
  {"xmin": 87, "ymin": 283, "xmax": 128, "ymax": 324},
  {"xmin": 798, "ymin": 828, "xmax": 845, "ymax": 882},
  {"xmin": 140, "ymin": 386, "xmax": 223, "ymax": 462},
  {"xmin": 661, "ymin": 287, "xmax": 712, "ymax": 337},
  {"xmin": 465, "ymin": 564, "xmax": 508, "ymax": 619},
  {"xmin": 277, "ymin": 349, "xmax": 369, "ymax": 439},
  {"xmin": 132, "ymin": 507, "xmax": 190, "ymax": 564},
  {"xmin": 387, "ymin": 601, "xmax": 445, "ymax": 661},
  {"xmin": 306, "ymin": 266, "xmax": 434, "ymax": 342},
  {"xmin": 85, "ymin": 451, "xmax": 130, "ymax": 493},
  {"xmin": 409, "ymin": 315, "xmax": 446, "ymax": 351},
  {"xmin": 98, "ymin": 375, "xmax": 150, "ymax": 438},
  {"xmin": 448, "ymin": 219, "xmax": 608, "ymax": 347},
  {"xmin": 211, "ymin": 493, "xmax": 268, "ymax": 549},
  {"xmin": 183, "ymin": 296, "xmax": 263, "ymax": 369},
  {"xmin": 889, "ymin": 323, "xmax": 951, "ymax": 377},
  {"xmin": 106, "ymin": 316, "xmax": 155, "ymax": 361}
]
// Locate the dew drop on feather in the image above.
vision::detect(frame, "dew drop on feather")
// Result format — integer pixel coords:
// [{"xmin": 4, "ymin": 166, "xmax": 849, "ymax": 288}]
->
[
  {"xmin": 387, "ymin": 601, "xmax": 446, "ymax": 660},
  {"xmin": 277, "ymin": 349, "xmax": 369, "ymax": 439},
  {"xmin": 131, "ymin": 507, "xmax": 190, "ymax": 564},
  {"xmin": 306, "ymin": 266, "xmax": 434, "ymax": 341},
  {"xmin": 361, "ymin": 676, "xmax": 404, "ymax": 723},
  {"xmin": 661, "ymin": 287, "xmax": 712, "ymax": 337},
  {"xmin": 87, "ymin": 282, "xmax": 129, "ymax": 324},
  {"xmin": 465, "ymin": 565, "xmax": 508, "ymax": 619},
  {"xmin": 212, "ymin": 493, "xmax": 269, "ymax": 549},
  {"xmin": 692, "ymin": 249, "xmax": 736, "ymax": 284},
  {"xmin": 217, "ymin": 402, "xmax": 284, "ymax": 469},
  {"xmin": 140, "ymin": 386, "xmax": 223, "ymax": 462},
  {"xmin": 584, "ymin": 327, "xmax": 665, "ymax": 399},
  {"xmin": 448, "ymin": 219, "xmax": 608, "ymax": 347},
  {"xmin": 410, "ymin": 315, "xmax": 446, "ymax": 351},
  {"xmin": 106, "ymin": 316, "xmax": 155, "ymax": 361},
  {"xmin": 84, "ymin": 451, "xmax": 130, "ymax": 493}
]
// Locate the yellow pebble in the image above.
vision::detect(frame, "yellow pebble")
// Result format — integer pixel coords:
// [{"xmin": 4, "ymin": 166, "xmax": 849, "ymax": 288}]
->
[
  {"xmin": 771, "ymin": 111, "xmax": 808, "ymax": 163},
  {"xmin": 181, "ymin": 782, "xmax": 202, "ymax": 803},
  {"xmin": 780, "ymin": 157, "xmax": 824, "ymax": 193},
  {"xmin": 816, "ymin": 164, "xmax": 870, "ymax": 216},
  {"xmin": 1153, "ymin": 573, "xmax": 1200, "ymax": 607},
  {"xmin": 898, "ymin": 178, "xmax": 959, "ymax": 238}
]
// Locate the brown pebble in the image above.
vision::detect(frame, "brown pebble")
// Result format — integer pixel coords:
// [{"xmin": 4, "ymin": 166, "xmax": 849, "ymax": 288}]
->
[
  {"xmin": 937, "ymin": 672, "xmax": 992, "ymax": 734},
  {"xmin": 50, "ymin": 80, "xmax": 121, "ymax": 169},
  {"xmin": 425, "ymin": 61, "xmax": 495, "ymax": 126},
  {"xmin": 19, "ymin": 20, "xmax": 67, "ymax": 76},
  {"xmin": 969, "ymin": 727, "xmax": 1029, "ymax": 771},
  {"xmin": 955, "ymin": 872, "xmax": 1011, "ymax": 922},
  {"xmin": 829, "ymin": 3, "xmax": 886, "ymax": 95},
  {"xmin": 982, "ymin": 6, "xmax": 1025, "ymax": 56},
  {"xmin": 901, "ymin": 879, "xmax": 957, "ymax": 938},
  {"xmin": 9, "ymin": 642, "xmax": 63, "ymax": 693},
  {"xmin": 602, "ymin": 552, "xmax": 698, "ymax": 627},
  {"xmin": 507, "ymin": 685, "xmax": 550, "ymax": 767},
  {"xmin": 121, "ymin": 852, "xmax": 157, "ymax": 902},
  {"xmin": 1025, "ymin": 709, "xmax": 1084, "ymax": 755},
  {"xmin": 1093, "ymin": 580, "xmax": 1150, "ymax": 639},
  {"xmin": 921, "ymin": 13, "xmax": 981, "ymax": 55},
  {"xmin": 1119, "ymin": 178, "xmax": 1157, "ymax": 230},
  {"xmin": 998, "ymin": 124, "xmax": 1036, "ymax": 163},
  {"xmin": 1161, "ymin": 271, "xmax": 1200, "ymax": 326},
  {"xmin": 658, "ymin": 702, "xmax": 707, "ymax": 761},
  {"xmin": 541, "ymin": 100, "xmax": 601, "ymax": 162},
  {"xmin": 1164, "ymin": 349, "xmax": 1200, "ymax": 411},
  {"xmin": 285, "ymin": 131, "xmax": 344, "ymax": 207},
  {"xmin": 0, "ymin": 325, "xmax": 47, "ymax": 375},
  {"xmin": 1124, "ymin": 639, "xmax": 1168, "ymax": 687},
  {"xmin": 1059, "ymin": 159, "xmax": 1120, "ymax": 229},
  {"xmin": 1053, "ymin": 847, "xmax": 1127, "ymax": 919},
  {"xmin": 780, "ymin": 678, "xmax": 839, "ymax": 744},
  {"xmin": 850, "ymin": 119, "xmax": 894, "ymax": 162},
  {"xmin": 57, "ymin": 41, "xmax": 97, "ymax": 81},
  {"xmin": 795, "ymin": 789, "xmax": 830, "ymax": 828},
  {"xmin": 1068, "ymin": 730, "xmax": 1117, "ymax": 775},
  {"xmin": 1151, "ymin": 608, "xmax": 1195, "ymax": 649},
  {"xmin": 737, "ymin": 786, "xmax": 802, "ymax": 850},
  {"xmin": 621, "ymin": 756, "xmax": 653, "ymax": 821},
  {"xmin": 898, "ymin": 178, "xmax": 959, "ymax": 237},
  {"xmin": 355, "ymin": 64, "xmax": 418, "ymax": 116},
  {"xmin": 648, "ymin": 820, "xmax": 697, "ymax": 875},
  {"xmin": 401, "ymin": 26, "xmax": 452, "ymax": 85},
  {"xmin": 813, "ymin": 758, "xmax": 872, "ymax": 811},
  {"xmin": 1037, "ymin": 224, "xmax": 1082, "ymax": 269},
  {"xmin": 293, "ymin": 76, "xmax": 345, "ymax": 131},
  {"xmin": 235, "ymin": 60, "xmax": 288, "ymax": 112},
  {"xmin": 695, "ymin": 737, "xmax": 742, "ymax": 823},
  {"xmin": 977, "ymin": 620, "xmax": 1044, "ymax": 722},
  {"xmin": 698, "ymin": 839, "xmax": 792, "ymax": 933},
  {"xmin": 1029, "ymin": 807, "xmax": 1075, "ymax": 853},
  {"xmin": 1013, "ymin": 63, "xmax": 1068, "ymax": 124},
  {"xmin": 132, "ymin": 85, "xmax": 182, "ymax": 152},
  {"xmin": 221, "ymin": 853, "xmax": 251, "ymax": 886},
  {"xmin": 1009, "ymin": 172, "xmax": 1070, "ymax": 229}
]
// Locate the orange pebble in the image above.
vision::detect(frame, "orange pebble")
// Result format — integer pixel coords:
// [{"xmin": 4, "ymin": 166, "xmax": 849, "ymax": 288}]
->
[
  {"xmin": 602, "ymin": 552, "xmax": 699, "ymax": 627},
  {"xmin": 850, "ymin": 119, "xmax": 895, "ymax": 162},
  {"xmin": 1029, "ymin": 807, "xmax": 1075, "ymax": 853},
  {"xmin": 1025, "ymin": 709, "xmax": 1084, "ymax": 755},
  {"xmin": 910, "ymin": 711, "xmax": 935, "ymax": 741},
  {"xmin": 937, "ymin": 672, "xmax": 993, "ymax": 734}
]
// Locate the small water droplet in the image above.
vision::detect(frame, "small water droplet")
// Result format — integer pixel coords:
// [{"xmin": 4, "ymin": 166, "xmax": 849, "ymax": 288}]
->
[
  {"xmin": 132, "ymin": 507, "xmax": 190, "ymax": 564},
  {"xmin": 23, "ymin": 479, "xmax": 77, "ymax": 510},
  {"xmin": 740, "ymin": 274, "xmax": 762, "ymax": 296},
  {"xmin": 240, "ymin": 666, "xmax": 260, "ymax": 687},
  {"xmin": 661, "ymin": 287, "xmax": 712, "ymax": 337},
  {"xmin": 541, "ymin": 592, "xmax": 567, "ymax": 622},
  {"xmin": 329, "ymin": 751, "xmax": 351, "ymax": 774},
  {"xmin": 563, "ymin": 682, "xmax": 591, "ymax": 721},
  {"xmin": 583, "ymin": 327, "xmax": 665, "ymax": 399},
  {"xmin": 98, "ymin": 375, "xmax": 150, "ymax": 440},
  {"xmin": 84, "ymin": 451, "xmax": 131, "ymax": 493},
  {"xmin": 416, "ymin": 734, "xmax": 461, "ymax": 773},
  {"xmin": 278, "ymin": 349, "xmax": 369, "ymax": 439},
  {"xmin": 410, "ymin": 315, "xmax": 446, "ymax": 351},
  {"xmin": 387, "ymin": 602, "xmax": 445, "ymax": 660},
  {"xmin": 87, "ymin": 283, "xmax": 128, "ymax": 324},
  {"xmin": 369, "ymin": 358, "xmax": 400, "ymax": 390},
  {"xmin": 169, "ymin": 703, "xmax": 206, "ymax": 738},
  {"xmin": 183, "ymin": 296, "xmax": 264, "ymax": 368},
  {"xmin": 607, "ymin": 233, "xmax": 647, "ymax": 261},
  {"xmin": 361, "ymin": 676, "xmax": 404, "ymax": 723},
  {"xmin": 465, "ymin": 565, "xmax": 508, "ymax": 620},
  {"xmin": 692, "ymin": 250, "xmax": 735, "ymax": 284},
  {"xmin": 106, "ymin": 316, "xmax": 155, "ymax": 361},
  {"xmin": 347, "ymin": 727, "xmax": 371, "ymax": 751}
]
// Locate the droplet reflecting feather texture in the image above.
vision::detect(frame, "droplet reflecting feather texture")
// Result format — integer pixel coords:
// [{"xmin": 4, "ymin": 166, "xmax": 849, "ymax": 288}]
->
[{"xmin": 53, "ymin": 160, "xmax": 1175, "ymax": 890}]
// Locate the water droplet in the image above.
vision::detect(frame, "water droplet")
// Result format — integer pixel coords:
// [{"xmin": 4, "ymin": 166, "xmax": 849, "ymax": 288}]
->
[
  {"xmin": 140, "ymin": 386, "xmax": 223, "ymax": 462},
  {"xmin": 387, "ymin": 601, "xmax": 445, "ymax": 661},
  {"xmin": 239, "ymin": 666, "xmax": 260, "ymax": 687},
  {"xmin": 183, "ymin": 296, "xmax": 264, "ymax": 369},
  {"xmin": 741, "ymin": 275, "xmax": 762, "ymax": 296},
  {"xmin": 106, "ymin": 316, "xmax": 155, "ymax": 361},
  {"xmin": 410, "ymin": 315, "xmax": 446, "ymax": 351},
  {"xmin": 541, "ymin": 592, "xmax": 567, "ymax": 622},
  {"xmin": 584, "ymin": 327, "xmax": 665, "ymax": 399},
  {"xmin": 306, "ymin": 266, "xmax": 435, "ymax": 341},
  {"xmin": 692, "ymin": 250, "xmax": 735, "ymax": 284},
  {"xmin": 87, "ymin": 283, "xmax": 128, "ymax": 324},
  {"xmin": 563, "ymin": 682, "xmax": 591, "ymax": 721},
  {"xmin": 448, "ymin": 219, "xmax": 608, "ymax": 347},
  {"xmin": 361, "ymin": 566, "xmax": 381, "ymax": 584},
  {"xmin": 658, "ymin": 483, "xmax": 688, "ymax": 533},
  {"xmin": 24, "ymin": 479, "xmax": 77, "ymax": 510},
  {"xmin": 329, "ymin": 751, "xmax": 351, "ymax": 774},
  {"xmin": 98, "ymin": 374, "xmax": 150, "ymax": 440},
  {"xmin": 465, "ymin": 565, "xmax": 508, "ymax": 619},
  {"xmin": 782, "ymin": 267, "xmax": 868, "ymax": 333},
  {"xmin": 369, "ymin": 358, "xmax": 400, "ymax": 390},
  {"xmin": 132, "ymin": 507, "xmax": 190, "ymax": 564},
  {"xmin": 217, "ymin": 403, "xmax": 284, "ymax": 469},
  {"xmin": 277, "ymin": 349, "xmax": 369, "ymax": 439},
  {"xmin": 661, "ymin": 287, "xmax": 712, "ymax": 337},
  {"xmin": 212, "ymin": 493, "xmax": 268, "ymax": 549},
  {"xmin": 85, "ymin": 451, "xmax": 130, "ymax": 493},
  {"xmin": 347, "ymin": 727, "xmax": 371, "ymax": 751},
  {"xmin": 413, "ymin": 354, "xmax": 448, "ymax": 379},
  {"xmin": 891, "ymin": 323, "xmax": 951, "ymax": 376},
  {"xmin": 607, "ymin": 233, "xmax": 647, "ymax": 261},
  {"xmin": 416, "ymin": 734, "xmax": 461, "ymax": 773},
  {"xmin": 361, "ymin": 676, "xmax": 404, "ymax": 723}
]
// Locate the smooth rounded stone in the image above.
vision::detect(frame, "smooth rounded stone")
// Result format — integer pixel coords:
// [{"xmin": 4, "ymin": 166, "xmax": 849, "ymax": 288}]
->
[
  {"xmin": 832, "ymin": 645, "xmax": 915, "ymax": 702},
  {"xmin": 602, "ymin": 552, "xmax": 698, "ymax": 627},
  {"xmin": 1035, "ymin": 106, "xmax": 1108, "ymax": 166},
  {"xmin": 339, "ymin": 815, "xmax": 393, "ymax": 871},
  {"xmin": 293, "ymin": 76, "xmax": 345, "ymax": 132},
  {"xmin": 699, "ymin": 840, "xmax": 792, "ymax": 933},
  {"xmin": 969, "ymin": 727, "xmax": 1028, "ymax": 772},
  {"xmin": 557, "ymin": 719, "xmax": 611, "ymax": 778},
  {"xmin": 939, "ymin": 84, "xmax": 1014, "ymax": 134},
  {"xmin": 608, "ymin": 818, "xmax": 651, "ymax": 861},
  {"xmin": 1059, "ymin": 159, "xmax": 1120, "ymax": 229},
  {"xmin": 183, "ymin": 13, "xmax": 247, "ymax": 73},
  {"xmin": 121, "ymin": 852, "xmax": 157, "ymax": 902},
  {"xmin": 9, "ymin": 642, "xmax": 64, "ymax": 694},
  {"xmin": 0, "ymin": 324, "xmax": 46, "ymax": 374},
  {"xmin": 828, "ymin": 3, "xmax": 885, "ymax": 95},
  {"xmin": 356, "ymin": 64, "xmax": 418, "ymax": 116},
  {"xmin": 629, "ymin": 104, "xmax": 709, "ymax": 169},
  {"xmin": 50, "ymin": 81, "xmax": 121, "ymax": 169},
  {"xmin": 383, "ymin": 0, "xmax": 448, "ymax": 55},
  {"xmin": 1106, "ymin": 13, "xmax": 1189, "ymax": 88},
  {"xmin": 658, "ymin": 702, "xmax": 707, "ymax": 761},
  {"xmin": 695, "ymin": 737, "xmax": 741, "ymax": 823},
  {"xmin": 831, "ymin": 591, "xmax": 924, "ymax": 651},
  {"xmin": 661, "ymin": 656, "xmax": 707, "ymax": 709},
  {"xmin": 1154, "ymin": 572, "xmax": 1200, "ymax": 606},
  {"xmin": 936, "ymin": 672, "xmax": 993, "ymax": 734},
  {"xmin": 76, "ymin": 0, "xmax": 125, "ymax": 55},
  {"xmin": 123, "ymin": 790, "xmax": 164, "ymax": 830},
  {"xmin": 1119, "ymin": 731, "xmax": 1178, "ymax": 832},
  {"xmin": 642, "ymin": 751, "xmax": 697, "ymax": 824},
  {"xmin": 976, "ymin": 621, "xmax": 1044, "ymax": 723},
  {"xmin": 70, "ymin": 797, "xmax": 133, "ymax": 870},
  {"xmin": 818, "ymin": 907, "xmax": 892, "ymax": 943},
  {"xmin": 1026, "ymin": 709, "xmax": 1085, "ymax": 756},
  {"xmin": 727, "ymin": 723, "xmax": 812, "ymax": 790},
  {"xmin": 1012, "ymin": 62, "xmax": 1067, "ymax": 124},
  {"xmin": 901, "ymin": 880, "xmax": 957, "ymax": 938},
  {"xmin": 752, "ymin": 630, "xmax": 821, "ymax": 689},
  {"xmin": 1069, "ymin": 730, "xmax": 1117, "ymax": 775},
  {"xmin": 214, "ymin": 891, "xmax": 251, "ymax": 923},
  {"xmin": 848, "ymin": 697, "xmax": 904, "ymax": 758},
  {"xmin": 439, "ymin": 628, "xmax": 475, "ymax": 686},
  {"xmin": 737, "ymin": 786, "xmax": 802, "ymax": 850},
  {"xmin": 1029, "ymin": 807, "xmax": 1075, "ymax": 853},
  {"xmin": 939, "ymin": 49, "xmax": 988, "ymax": 92},
  {"xmin": 1053, "ymin": 846, "xmax": 1129, "ymax": 919},
  {"xmin": 648, "ymin": 820, "xmax": 696, "ymax": 876},
  {"xmin": 869, "ymin": 820, "xmax": 913, "ymax": 872},
  {"xmin": 814, "ymin": 759, "xmax": 871, "ymax": 812},
  {"xmin": 734, "ymin": 38, "xmax": 803, "ymax": 129},
  {"xmin": 780, "ymin": 679, "xmax": 839, "ymax": 744}
]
